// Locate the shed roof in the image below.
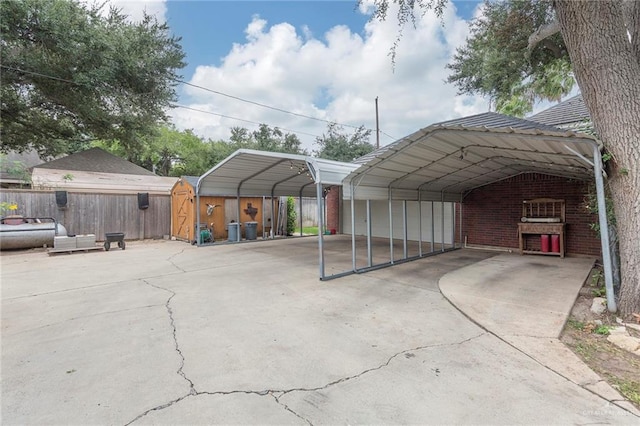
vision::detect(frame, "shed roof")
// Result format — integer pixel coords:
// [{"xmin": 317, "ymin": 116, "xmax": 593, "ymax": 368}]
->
[
  {"xmin": 197, "ymin": 149, "xmax": 360, "ymax": 197},
  {"xmin": 34, "ymin": 147, "xmax": 157, "ymax": 176},
  {"xmin": 344, "ymin": 112, "xmax": 600, "ymax": 202}
]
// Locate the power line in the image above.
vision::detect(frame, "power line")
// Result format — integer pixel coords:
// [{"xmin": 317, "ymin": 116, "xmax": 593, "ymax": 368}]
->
[
  {"xmin": 2, "ymin": 65, "xmax": 397, "ymax": 142},
  {"xmin": 177, "ymin": 79, "xmax": 397, "ymax": 141},
  {"xmin": 172, "ymin": 104, "xmax": 321, "ymax": 138}
]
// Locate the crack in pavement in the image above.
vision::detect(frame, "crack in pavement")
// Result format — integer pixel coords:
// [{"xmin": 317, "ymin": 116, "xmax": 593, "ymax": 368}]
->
[
  {"xmin": 270, "ymin": 393, "xmax": 313, "ymax": 425},
  {"xmin": 141, "ymin": 279, "xmax": 197, "ymax": 394},
  {"xmin": 124, "ymin": 332, "xmax": 486, "ymax": 424},
  {"xmin": 166, "ymin": 249, "xmax": 187, "ymax": 273}
]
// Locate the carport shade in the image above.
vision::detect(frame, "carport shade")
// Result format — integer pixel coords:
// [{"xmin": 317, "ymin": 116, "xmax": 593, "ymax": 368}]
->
[
  {"xmin": 194, "ymin": 149, "xmax": 361, "ymax": 279},
  {"xmin": 342, "ymin": 112, "xmax": 615, "ymax": 312}
]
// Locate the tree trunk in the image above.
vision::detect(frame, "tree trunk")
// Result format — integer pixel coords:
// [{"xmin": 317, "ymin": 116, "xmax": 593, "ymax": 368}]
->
[{"xmin": 555, "ymin": 1, "xmax": 640, "ymax": 314}]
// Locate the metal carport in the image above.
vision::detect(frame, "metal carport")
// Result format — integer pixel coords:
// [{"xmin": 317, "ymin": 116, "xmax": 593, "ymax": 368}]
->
[
  {"xmin": 342, "ymin": 112, "xmax": 615, "ymax": 311},
  {"xmin": 195, "ymin": 149, "xmax": 360, "ymax": 279}
]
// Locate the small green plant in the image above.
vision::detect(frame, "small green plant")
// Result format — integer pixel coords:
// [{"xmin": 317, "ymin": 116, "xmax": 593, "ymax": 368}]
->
[
  {"xmin": 594, "ymin": 325, "xmax": 611, "ymax": 335},
  {"xmin": 286, "ymin": 196, "xmax": 297, "ymax": 236},
  {"xmin": 567, "ymin": 318, "xmax": 585, "ymax": 331},
  {"xmin": 0, "ymin": 202, "xmax": 19, "ymax": 215},
  {"xmin": 62, "ymin": 173, "xmax": 74, "ymax": 182},
  {"xmin": 619, "ymin": 167, "xmax": 629, "ymax": 176},
  {"xmin": 592, "ymin": 286, "xmax": 607, "ymax": 297}
]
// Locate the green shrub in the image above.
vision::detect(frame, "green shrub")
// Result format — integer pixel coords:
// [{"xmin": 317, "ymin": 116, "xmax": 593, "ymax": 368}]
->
[{"xmin": 286, "ymin": 196, "xmax": 297, "ymax": 236}]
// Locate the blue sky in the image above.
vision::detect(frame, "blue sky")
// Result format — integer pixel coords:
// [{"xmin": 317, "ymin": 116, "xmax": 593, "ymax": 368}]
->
[{"xmin": 113, "ymin": 0, "xmax": 487, "ymax": 150}]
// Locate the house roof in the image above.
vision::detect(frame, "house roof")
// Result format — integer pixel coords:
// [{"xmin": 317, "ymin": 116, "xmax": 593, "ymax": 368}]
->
[
  {"xmin": 344, "ymin": 111, "xmax": 600, "ymax": 202},
  {"xmin": 34, "ymin": 147, "xmax": 157, "ymax": 176},
  {"xmin": 528, "ymin": 94, "xmax": 591, "ymax": 127}
]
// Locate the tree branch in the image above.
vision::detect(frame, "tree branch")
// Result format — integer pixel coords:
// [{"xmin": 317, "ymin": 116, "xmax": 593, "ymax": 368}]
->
[{"xmin": 527, "ymin": 19, "xmax": 561, "ymax": 53}]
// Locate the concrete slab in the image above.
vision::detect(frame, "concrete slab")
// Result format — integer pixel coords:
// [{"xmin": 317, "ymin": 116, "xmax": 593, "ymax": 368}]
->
[
  {"xmin": 439, "ymin": 253, "xmax": 594, "ymax": 338},
  {"xmin": 2, "ymin": 239, "xmax": 637, "ymax": 424}
]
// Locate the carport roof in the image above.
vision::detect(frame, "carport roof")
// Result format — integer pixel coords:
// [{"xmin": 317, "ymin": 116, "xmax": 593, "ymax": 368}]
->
[
  {"xmin": 344, "ymin": 112, "xmax": 601, "ymax": 201},
  {"xmin": 197, "ymin": 149, "xmax": 361, "ymax": 197}
]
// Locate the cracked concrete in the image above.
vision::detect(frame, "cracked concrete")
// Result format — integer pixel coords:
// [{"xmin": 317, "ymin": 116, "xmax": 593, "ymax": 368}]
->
[{"xmin": 2, "ymin": 238, "xmax": 638, "ymax": 424}]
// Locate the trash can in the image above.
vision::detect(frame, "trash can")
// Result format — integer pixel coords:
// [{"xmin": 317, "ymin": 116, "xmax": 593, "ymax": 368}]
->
[
  {"xmin": 228, "ymin": 223, "xmax": 240, "ymax": 241},
  {"xmin": 245, "ymin": 221, "xmax": 258, "ymax": 240}
]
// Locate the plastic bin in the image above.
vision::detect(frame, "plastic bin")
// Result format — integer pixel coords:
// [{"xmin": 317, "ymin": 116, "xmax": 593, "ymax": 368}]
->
[
  {"xmin": 245, "ymin": 222, "xmax": 258, "ymax": 240},
  {"xmin": 540, "ymin": 234, "xmax": 550, "ymax": 253},
  {"xmin": 228, "ymin": 223, "xmax": 240, "ymax": 241}
]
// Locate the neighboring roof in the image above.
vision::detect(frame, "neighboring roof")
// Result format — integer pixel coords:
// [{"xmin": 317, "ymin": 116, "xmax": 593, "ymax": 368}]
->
[
  {"xmin": 31, "ymin": 168, "xmax": 177, "ymax": 194},
  {"xmin": 197, "ymin": 149, "xmax": 361, "ymax": 197},
  {"xmin": 0, "ymin": 149, "xmax": 42, "ymax": 185},
  {"xmin": 344, "ymin": 111, "xmax": 600, "ymax": 202},
  {"xmin": 182, "ymin": 176, "xmax": 199, "ymax": 188},
  {"xmin": 34, "ymin": 147, "xmax": 157, "ymax": 176},
  {"xmin": 528, "ymin": 95, "xmax": 591, "ymax": 128}
]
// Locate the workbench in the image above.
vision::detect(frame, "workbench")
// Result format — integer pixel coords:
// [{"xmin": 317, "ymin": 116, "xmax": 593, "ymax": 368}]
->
[{"xmin": 518, "ymin": 198, "xmax": 566, "ymax": 258}]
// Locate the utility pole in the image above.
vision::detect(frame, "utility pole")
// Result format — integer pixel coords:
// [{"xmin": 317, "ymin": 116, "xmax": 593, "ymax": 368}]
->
[{"xmin": 375, "ymin": 96, "xmax": 380, "ymax": 149}]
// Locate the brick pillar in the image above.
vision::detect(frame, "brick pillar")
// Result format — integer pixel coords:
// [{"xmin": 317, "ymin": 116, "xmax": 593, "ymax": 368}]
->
[{"xmin": 326, "ymin": 186, "xmax": 340, "ymax": 233}]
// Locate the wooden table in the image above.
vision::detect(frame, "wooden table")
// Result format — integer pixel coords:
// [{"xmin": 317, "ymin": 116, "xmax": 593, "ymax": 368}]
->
[{"xmin": 518, "ymin": 222, "xmax": 565, "ymax": 258}]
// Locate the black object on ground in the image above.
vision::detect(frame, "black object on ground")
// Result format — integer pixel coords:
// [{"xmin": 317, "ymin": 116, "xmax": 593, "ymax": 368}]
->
[{"xmin": 104, "ymin": 232, "xmax": 125, "ymax": 251}]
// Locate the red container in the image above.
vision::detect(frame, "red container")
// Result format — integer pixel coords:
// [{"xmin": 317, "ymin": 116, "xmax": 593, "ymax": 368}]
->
[
  {"xmin": 541, "ymin": 234, "xmax": 550, "ymax": 253},
  {"xmin": 551, "ymin": 234, "xmax": 560, "ymax": 253}
]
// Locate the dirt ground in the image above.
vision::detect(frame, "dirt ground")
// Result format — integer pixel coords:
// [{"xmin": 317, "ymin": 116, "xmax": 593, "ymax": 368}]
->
[{"xmin": 561, "ymin": 268, "xmax": 640, "ymax": 409}]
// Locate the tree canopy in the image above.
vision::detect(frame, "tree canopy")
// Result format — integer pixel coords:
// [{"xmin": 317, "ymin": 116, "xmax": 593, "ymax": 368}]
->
[
  {"xmin": 0, "ymin": 0, "xmax": 186, "ymax": 159},
  {"xmin": 446, "ymin": 0, "xmax": 574, "ymax": 116},
  {"xmin": 314, "ymin": 123, "xmax": 374, "ymax": 162}
]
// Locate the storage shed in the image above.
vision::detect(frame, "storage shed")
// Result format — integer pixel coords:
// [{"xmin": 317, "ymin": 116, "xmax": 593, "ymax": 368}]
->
[{"xmin": 171, "ymin": 176, "xmax": 278, "ymax": 242}]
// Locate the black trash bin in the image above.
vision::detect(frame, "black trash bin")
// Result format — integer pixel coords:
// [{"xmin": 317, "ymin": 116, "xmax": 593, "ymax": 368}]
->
[{"xmin": 245, "ymin": 222, "xmax": 258, "ymax": 240}]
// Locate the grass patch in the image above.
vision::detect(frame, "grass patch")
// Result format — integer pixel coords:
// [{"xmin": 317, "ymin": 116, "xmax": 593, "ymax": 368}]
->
[
  {"xmin": 301, "ymin": 226, "xmax": 318, "ymax": 235},
  {"xmin": 567, "ymin": 318, "xmax": 585, "ymax": 331},
  {"xmin": 609, "ymin": 377, "xmax": 640, "ymax": 406}
]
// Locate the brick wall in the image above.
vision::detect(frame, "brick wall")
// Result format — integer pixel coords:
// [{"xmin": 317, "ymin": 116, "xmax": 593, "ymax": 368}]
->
[
  {"xmin": 462, "ymin": 173, "xmax": 602, "ymax": 257},
  {"xmin": 326, "ymin": 186, "xmax": 340, "ymax": 233}
]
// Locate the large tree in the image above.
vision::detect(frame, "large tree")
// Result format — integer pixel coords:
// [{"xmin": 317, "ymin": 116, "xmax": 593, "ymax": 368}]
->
[
  {"xmin": 0, "ymin": 0, "xmax": 185, "ymax": 159},
  {"xmin": 365, "ymin": 0, "xmax": 640, "ymax": 313},
  {"xmin": 314, "ymin": 123, "xmax": 374, "ymax": 162}
]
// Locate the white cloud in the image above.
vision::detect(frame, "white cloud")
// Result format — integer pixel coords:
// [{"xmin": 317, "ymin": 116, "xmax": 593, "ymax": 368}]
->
[
  {"xmin": 171, "ymin": 2, "xmax": 489, "ymax": 152},
  {"xmin": 83, "ymin": 0, "xmax": 167, "ymax": 22}
]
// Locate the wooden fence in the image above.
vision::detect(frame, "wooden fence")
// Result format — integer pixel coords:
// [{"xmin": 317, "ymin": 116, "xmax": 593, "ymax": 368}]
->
[{"xmin": 0, "ymin": 189, "xmax": 170, "ymax": 240}]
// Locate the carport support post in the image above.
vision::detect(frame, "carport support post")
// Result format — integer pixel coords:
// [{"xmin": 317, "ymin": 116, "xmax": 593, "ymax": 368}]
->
[
  {"xmin": 441, "ymin": 194, "xmax": 445, "ymax": 252},
  {"xmin": 196, "ymin": 191, "xmax": 201, "ymax": 245},
  {"xmin": 299, "ymin": 189, "xmax": 304, "ymax": 237},
  {"xmin": 271, "ymin": 195, "xmax": 276, "ymax": 239},
  {"xmin": 262, "ymin": 196, "xmax": 266, "ymax": 239},
  {"xmin": 402, "ymin": 200, "xmax": 408, "ymax": 259},
  {"xmin": 316, "ymin": 180, "xmax": 325, "ymax": 279},
  {"xmin": 431, "ymin": 201, "xmax": 435, "ymax": 252},
  {"xmin": 458, "ymin": 201, "xmax": 463, "ymax": 249},
  {"xmin": 388, "ymin": 189, "xmax": 394, "ymax": 264},
  {"xmin": 366, "ymin": 199, "xmax": 373, "ymax": 267},
  {"xmin": 593, "ymin": 145, "xmax": 616, "ymax": 312},
  {"xmin": 451, "ymin": 202, "xmax": 455, "ymax": 249},
  {"xmin": 350, "ymin": 183, "xmax": 357, "ymax": 272},
  {"xmin": 418, "ymin": 191, "xmax": 423, "ymax": 257},
  {"xmin": 236, "ymin": 193, "xmax": 241, "ymax": 242}
]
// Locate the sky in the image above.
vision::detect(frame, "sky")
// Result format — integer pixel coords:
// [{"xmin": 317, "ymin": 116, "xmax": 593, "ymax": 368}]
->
[{"xmin": 108, "ymin": 0, "xmax": 490, "ymax": 152}]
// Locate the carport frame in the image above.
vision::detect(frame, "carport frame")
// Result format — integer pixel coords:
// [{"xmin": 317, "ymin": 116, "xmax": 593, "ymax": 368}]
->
[
  {"xmin": 194, "ymin": 149, "xmax": 360, "ymax": 281},
  {"xmin": 342, "ymin": 118, "xmax": 615, "ymax": 312}
]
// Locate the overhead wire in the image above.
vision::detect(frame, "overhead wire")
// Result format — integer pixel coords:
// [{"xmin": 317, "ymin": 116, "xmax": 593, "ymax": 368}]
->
[
  {"xmin": 2, "ymin": 65, "xmax": 397, "ymax": 142},
  {"xmin": 172, "ymin": 104, "xmax": 321, "ymax": 138}
]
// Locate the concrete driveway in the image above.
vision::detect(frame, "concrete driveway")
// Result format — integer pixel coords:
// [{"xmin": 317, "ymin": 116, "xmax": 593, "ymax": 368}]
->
[{"xmin": 1, "ymin": 237, "xmax": 637, "ymax": 424}]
